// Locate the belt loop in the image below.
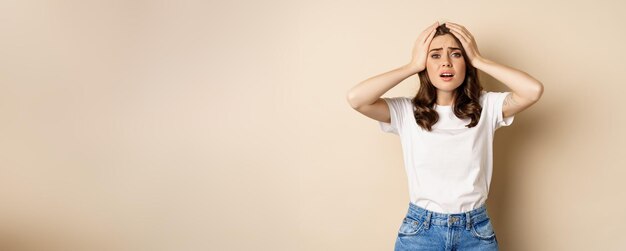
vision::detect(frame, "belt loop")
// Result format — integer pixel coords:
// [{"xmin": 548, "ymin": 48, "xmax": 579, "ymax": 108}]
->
[
  {"xmin": 424, "ymin": 211, "xmax": 432, "ymax": 229},
  {"xmin": 465, "ymin": 211, "xmax": 471, "ymax": 230}
]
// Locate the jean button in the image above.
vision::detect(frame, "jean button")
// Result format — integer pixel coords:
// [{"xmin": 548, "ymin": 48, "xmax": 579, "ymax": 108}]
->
[{"xmin": 449, "ymin": 217, "xmax": 458, "ymax": 223}]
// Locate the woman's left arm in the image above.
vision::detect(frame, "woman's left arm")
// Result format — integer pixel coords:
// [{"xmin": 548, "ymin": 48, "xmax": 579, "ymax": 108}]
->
[{"xmin": 446, "ymin": 22, "xmax": 544, "ymax": 118}]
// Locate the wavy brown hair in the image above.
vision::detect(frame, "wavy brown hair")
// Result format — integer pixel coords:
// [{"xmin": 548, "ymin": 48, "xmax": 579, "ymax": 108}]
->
[{"xmin": 412, "ymin": 24, "xmax": 483, "ymax": 131}]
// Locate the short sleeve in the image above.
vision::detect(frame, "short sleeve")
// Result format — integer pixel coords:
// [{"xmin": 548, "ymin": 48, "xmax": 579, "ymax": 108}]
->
[
  {"xmin": 378, "ymin": 97, "xmax": 412, "ymax": 135},
  {"xmin": 483, "ymin": 91, "xmax": 515, "ymax": 130}
]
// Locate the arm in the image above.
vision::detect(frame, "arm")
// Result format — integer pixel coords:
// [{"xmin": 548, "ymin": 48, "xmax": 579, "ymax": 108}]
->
[
  {"xmin": 347, "ymin": 21, "xmax": 439, "ymax": 109},
  {"xmin": 446, "ymin": 22, "xmax": 544, "ymax": 118},
  {"xmin": 472, "ymin": 58, "xmax": 544, "ymax": 117},
  {"xmin": 346, "ymin": 64, "xmax": 418, "ymax": 109}
]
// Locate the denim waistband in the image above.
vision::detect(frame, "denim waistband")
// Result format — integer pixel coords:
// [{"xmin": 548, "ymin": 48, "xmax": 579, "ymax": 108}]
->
[{"xmin": 406, "ymin": 202, "xmax": 490, "ymax": 230}]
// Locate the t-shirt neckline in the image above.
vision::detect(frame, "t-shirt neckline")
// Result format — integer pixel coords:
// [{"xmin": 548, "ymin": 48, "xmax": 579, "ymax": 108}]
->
[{"xmin": 434, "ymin": 104, "xmax": 453, "ymax": 112}]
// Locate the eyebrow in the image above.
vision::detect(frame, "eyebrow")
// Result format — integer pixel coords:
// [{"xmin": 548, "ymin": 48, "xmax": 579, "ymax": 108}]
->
[{"xmin": 429, "ymin": 47, "xmax": 462, "ymax": 53}]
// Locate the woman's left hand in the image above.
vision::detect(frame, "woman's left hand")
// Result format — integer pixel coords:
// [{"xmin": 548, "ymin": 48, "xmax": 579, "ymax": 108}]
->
[{"xmin": 445, "ymin": 22, "xmax": 483, "ymax": 66}]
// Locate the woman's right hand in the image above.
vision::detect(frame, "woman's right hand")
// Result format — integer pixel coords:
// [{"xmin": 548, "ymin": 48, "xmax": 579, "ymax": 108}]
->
[{"xmin": 408, "ymin": 22, "xmax": 439, "ymax": 73}]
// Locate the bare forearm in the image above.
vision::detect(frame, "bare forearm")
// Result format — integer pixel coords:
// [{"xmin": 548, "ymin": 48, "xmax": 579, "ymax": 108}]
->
[
  {"xmin": 473, "ymin": 57, "xmax": 544, "ymax": 101},
  {"xmin": 347, "ymin": 64, "xmax": 418, "ymax": 108}
]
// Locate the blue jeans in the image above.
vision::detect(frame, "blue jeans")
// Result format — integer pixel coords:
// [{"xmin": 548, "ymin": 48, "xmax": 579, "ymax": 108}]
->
[{"xmin": 394, "ymin": 202, "xmax": 499, "ymax": 251}]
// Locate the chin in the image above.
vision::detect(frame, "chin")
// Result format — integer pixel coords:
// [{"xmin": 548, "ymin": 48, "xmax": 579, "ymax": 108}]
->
[{"xmin": 432, "ymin": 81, "xmax": 463, "ymax": 92}]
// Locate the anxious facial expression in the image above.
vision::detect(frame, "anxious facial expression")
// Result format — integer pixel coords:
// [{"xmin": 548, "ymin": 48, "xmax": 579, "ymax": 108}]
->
[{"xmin": 426, "ymin": 34, "xmax": 466, "ymax": 92}]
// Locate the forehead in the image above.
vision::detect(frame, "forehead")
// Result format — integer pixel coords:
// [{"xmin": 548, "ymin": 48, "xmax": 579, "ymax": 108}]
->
[{"xmin": 428, "ymin": 34, "xmax": 460, "ymax": 50}]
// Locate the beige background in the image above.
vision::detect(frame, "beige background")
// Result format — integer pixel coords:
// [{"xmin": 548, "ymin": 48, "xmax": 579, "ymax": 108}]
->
[{"xmin": 1, "ymin": 0, "xmax": 625, "ymax": 250}]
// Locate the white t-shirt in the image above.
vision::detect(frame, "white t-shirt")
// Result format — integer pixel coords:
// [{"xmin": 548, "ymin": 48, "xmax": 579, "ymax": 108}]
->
[{"xmin": 379, "ymin": 91, "xmax": 514, "ymax": 214}]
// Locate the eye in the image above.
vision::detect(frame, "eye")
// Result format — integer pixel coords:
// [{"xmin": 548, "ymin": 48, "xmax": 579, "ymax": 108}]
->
[
  {"xmin": 451, "ymin": 52, "xmax": 462, "ymax": 58},
  {"xmin": 430, "ymin": 54, "xmax": 440, "ymax": 59}
]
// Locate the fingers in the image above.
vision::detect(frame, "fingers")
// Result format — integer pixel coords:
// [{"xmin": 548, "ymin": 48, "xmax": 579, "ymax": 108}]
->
[
  {"xmin": 409, "ymin": 22, "xmax": 440, "ymax": 71},
  {"xmin": 424, "ymin": 21, "xmax": 439, "ymax": 33},
  {"xmin": 446, "ymin": 22, "xmax": 468, "ymax": 35},
  {"xmin": 449, "ymin": 29, "xmax": 469, "ymax": 45},
  {"xmin": 446, "ymin": 22, "xmax": 473, "ymax": 43},
  {"xmin": 422, "ymin": 23, "xmax": 438, "ymax": 44},
  {"xmin": 445, "ymin": 22, "xmax": 481, "ymax": 62},
  {"xmin": 425, "ymin": 24, "xmax": 437, "ymax": 45},
  {"xmin": 419, "ymin": 21, "xmax": 439, "ymax": 43},
  {"xmin": 445, "ymin": 23, "xmax": 468, "ymax": 41}
]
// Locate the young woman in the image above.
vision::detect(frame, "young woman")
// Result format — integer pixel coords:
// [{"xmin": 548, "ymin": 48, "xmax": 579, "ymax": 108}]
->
[{"xmin": 346, "ymin": 22, "xmax": 543, "ymax": 250}]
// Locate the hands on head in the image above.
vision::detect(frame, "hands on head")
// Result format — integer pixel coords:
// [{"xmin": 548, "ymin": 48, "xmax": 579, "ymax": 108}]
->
[
  {"xmin": 444, "ymin": 22, "xmax": 482, "ymax": 66},
  {"xmin": 409, "ymin": 21, "xmax": 483, "ymax": 72},
  {"xmin": 409, "ymin": 21, "xmax": 439, "ymax": 73}
]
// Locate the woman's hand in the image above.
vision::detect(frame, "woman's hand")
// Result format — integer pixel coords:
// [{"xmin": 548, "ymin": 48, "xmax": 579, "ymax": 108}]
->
[
  {"xmin": 408, "ymin": 21, "xmax": 439, "ymax": 73},
  {"xmin": 445, "ymin": 22, "xmax": 483, "ymax": 66},
  {"xmin": 445, "ymin": 22, "xmax": 544, "ymax": 118}
]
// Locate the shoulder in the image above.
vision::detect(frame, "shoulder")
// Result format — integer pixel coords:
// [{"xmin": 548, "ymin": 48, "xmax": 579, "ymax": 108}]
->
[
  {"xmin": 382, "ymin": 96, "xmax": 414, "ymax": 110},
  {"xmin": 479, "ymin": 91, "xmax": 510, "ymax": 106},
  {"xmin": 383, "ymin": 96, "xmax": 413, "ymax": 103},
  {"xmin": 479, "ymin": 90, "xmax": 516, "ymax": 128}
]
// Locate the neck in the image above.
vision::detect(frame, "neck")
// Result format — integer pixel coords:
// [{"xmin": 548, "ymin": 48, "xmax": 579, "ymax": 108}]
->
[{"xmin": 436, "ymin": 90, "xmax": 455, "ymax": 106}]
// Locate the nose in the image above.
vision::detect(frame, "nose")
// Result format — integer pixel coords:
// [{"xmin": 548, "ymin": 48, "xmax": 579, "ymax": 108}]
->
[{"xmin": 441, "ymin": 56, "xmax": 452, "ymax": 67}]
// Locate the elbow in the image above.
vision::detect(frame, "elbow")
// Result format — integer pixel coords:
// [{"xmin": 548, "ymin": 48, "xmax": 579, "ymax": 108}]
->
[
  {"xmin": 346, "ymin": 88, "xmax": 370, "ymax": 110},
  {"xmin": 522, "ymin": 81, "xmax": 544, "ymax": 103},
  {"xmin": 346, "ymin": 90, "xmax": 360, "ymax": 109},
  {"xmin": 530, "ymin": 81, "xmax": 544, "ymax": 102}
]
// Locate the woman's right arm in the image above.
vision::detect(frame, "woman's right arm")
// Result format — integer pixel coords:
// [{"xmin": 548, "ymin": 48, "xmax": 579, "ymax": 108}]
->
[
  {"xmin": 345, "ymin": 64, "xmax": 418, "ymax": 123},
  {"xmin": 346, "ymin": 21, "xmax": 439, "ymax": 123}
]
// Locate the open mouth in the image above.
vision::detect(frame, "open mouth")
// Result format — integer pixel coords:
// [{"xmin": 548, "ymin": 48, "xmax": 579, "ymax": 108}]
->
[
  {"xmin": 439, "ymin": 73, "xmax": 454, "ymax": 80},
  {"xmin": 440, "ymin": 73, "xmax": 454, "ymax": 77}
]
